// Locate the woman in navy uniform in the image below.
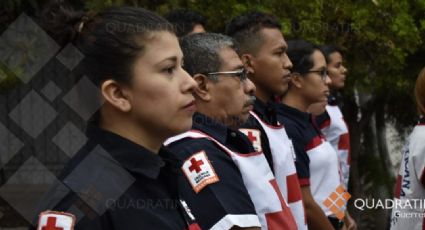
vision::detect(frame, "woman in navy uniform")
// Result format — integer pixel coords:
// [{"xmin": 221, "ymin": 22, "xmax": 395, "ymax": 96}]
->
[
  {"xmin": 30, "ymin": 1, "xmax": 199, "ymax": 229},
  {"xmin": 276, "ymin": 40, "xmax": 345, "ymax": 230},
  {"xmin": 315, "ymin": 45, "xmax": 357, "ymax": 230},
  {"xmin": 315, "ymin": 45, "xmax": 350, "ymax": 188}
]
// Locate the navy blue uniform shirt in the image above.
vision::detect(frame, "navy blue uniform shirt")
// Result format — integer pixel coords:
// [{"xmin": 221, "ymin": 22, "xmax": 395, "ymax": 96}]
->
[
  {"xmin": 167, "ymin": 113, "xmax": 259, "ymax": 230},
  {"xmin": 276, "ymin": 103, "xmax": 322, "ymax": 186},
  {"xmin": 30, "ymin": 125, "xmax": 197, "ymax": 230}
]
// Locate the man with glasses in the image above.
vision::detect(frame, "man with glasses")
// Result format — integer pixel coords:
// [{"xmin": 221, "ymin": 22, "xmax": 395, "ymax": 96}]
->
[{"xmin": 165, "ymin": 33, "xmax": 297, "ymax": 230}]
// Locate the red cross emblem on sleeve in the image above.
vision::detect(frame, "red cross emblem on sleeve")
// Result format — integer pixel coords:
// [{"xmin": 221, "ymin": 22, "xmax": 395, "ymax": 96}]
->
[
  {"xmin": 188, "ymin": 158, "xmax": 204, "ymax": 173},
  {"xmin": 37, "ymin": 211, "xmax": 76, "ymax": 230},
  {"xmin": 182, "ymin": 151, "xmax": 219, "ymax": 193}
]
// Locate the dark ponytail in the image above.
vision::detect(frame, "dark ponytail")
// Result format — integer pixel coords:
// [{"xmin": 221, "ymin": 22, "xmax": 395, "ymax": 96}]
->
[
  {"xmin": 40, "ymin": 0, "xmax": 175, "ymax": 86},
  {"xmin": 40, "ymin": 0, "xmax": 85, "ymax": 47}
]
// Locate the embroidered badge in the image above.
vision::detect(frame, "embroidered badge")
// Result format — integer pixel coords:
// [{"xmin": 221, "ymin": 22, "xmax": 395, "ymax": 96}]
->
[
  {"xmin": 37, "ymin": 210, "xmax": 76, "ymax": 230},
  {"xmin": 182, "ymin": 151, "xmax": 219, "ymax": 193},
  {"xmin": 239, "ymin": 129, "xmax": 262, "ymax": 152}
]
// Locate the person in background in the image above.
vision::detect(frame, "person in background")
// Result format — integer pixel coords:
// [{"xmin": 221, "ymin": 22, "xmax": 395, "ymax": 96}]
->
[
  {"xmin": 30, "ymin": 1, "xmax": 200, "ymax": 229},
  {"xmin": 226, "ymin": 12, "xmax": 306, "ymax": 230},
  {"xmin": 316, "ymin": 45, "xmax": 350, "ymax": 187},
  {"xmin": 277, "ymin": 39, "xmax": 344, "ymax": 230},
  {"xmin": 391, "ymin": 67, "xmax": 425, "ymax": 230},
  {"xmin": 315, "ymin": 45, "xmax": 357, "ymax": 230},
  {"xmin": 165, "ymin": 9, "xmax": 206, "ymax": 37}
]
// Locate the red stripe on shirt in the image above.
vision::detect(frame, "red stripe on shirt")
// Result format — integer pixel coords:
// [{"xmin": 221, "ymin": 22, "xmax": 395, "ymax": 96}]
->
[
  {"xmin": 338, "ymin": 133, "xmax": 350, "ymax": 150},
  {"xmin": 188, "ymin": 223, "xmax": 202, "ymax": 230},
  {"xmin": 305, "ymin": 136, "xmax": 323, "ymax": 151},
  {"xmin": 320, "ymin": 119, "xmax": 331, "ymax": 129},
  {"xmin": 298, "ymin": 178, "xmax": 310, "ymax": 186},
  {"xmin": 266, "ymin": 179, "xmax": 297, "ymax": 230},
  {"xmin": 394, "ymin": 175, "xmax": 402, "ymax": 199},
  {"xmin": 286, "ymin": 173, "xmax": 302, "ymax": 203}
]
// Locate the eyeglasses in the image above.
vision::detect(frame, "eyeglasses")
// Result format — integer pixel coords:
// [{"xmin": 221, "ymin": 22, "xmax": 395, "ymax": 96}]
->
[
  {"xmin": 206, "ymin": 68, "xmax": 248, "ymax": 82},
  {"xmin": 305, "ymin": 68, "xmax": 328, "ymax": 81}
]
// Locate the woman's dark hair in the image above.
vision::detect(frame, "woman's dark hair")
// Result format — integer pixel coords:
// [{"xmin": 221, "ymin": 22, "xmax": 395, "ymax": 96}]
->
[
  {"xmin": 319, "ymin": 45, "xmax": 343, "ymax": 64},
  {"xmin": 41, "ymin": 0, "xmax": 174, "ymax": 86},
  {"xmin": 287, "ymin": 39, "xmax": 319, "ymax": 75}
]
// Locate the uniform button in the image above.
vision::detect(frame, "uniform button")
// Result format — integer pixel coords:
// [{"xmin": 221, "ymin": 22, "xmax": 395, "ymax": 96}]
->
[{"xmin": 230, "ymin": 132, "xmax": 237, "ymax": 138}]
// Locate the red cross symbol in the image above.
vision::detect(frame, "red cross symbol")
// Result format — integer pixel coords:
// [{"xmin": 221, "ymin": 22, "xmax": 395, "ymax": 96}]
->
[
  {"xmin": 247, "ymin": 131, "xmax": 257, "ymax": 143},
  {"xmin": 42, "ymin": 217, "xmax": 63, "ymax": 230},
  {"xmin": 188, "ymin": 157, "xmax": 204, "ymax": 173}
]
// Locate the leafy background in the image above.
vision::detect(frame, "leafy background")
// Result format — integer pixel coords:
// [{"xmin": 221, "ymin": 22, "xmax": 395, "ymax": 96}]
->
[{"xmin": 1, "ymin": 0, "xmax": 425, "ymax": 229}]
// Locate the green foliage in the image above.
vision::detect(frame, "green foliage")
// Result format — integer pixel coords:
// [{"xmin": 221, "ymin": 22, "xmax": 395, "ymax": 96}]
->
[{"xmin": 2, "ymin": 0, "xmax": 424, "ymax": 125}]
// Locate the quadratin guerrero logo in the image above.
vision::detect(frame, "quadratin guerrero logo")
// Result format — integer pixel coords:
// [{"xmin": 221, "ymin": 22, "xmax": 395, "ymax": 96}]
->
[{"xmin": 323, "ymin": 185, "xmax": 351, "ymax": 220}]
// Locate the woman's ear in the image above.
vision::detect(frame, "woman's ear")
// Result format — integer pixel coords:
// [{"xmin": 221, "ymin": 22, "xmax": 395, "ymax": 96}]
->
[
  {"xmin": 193, "ymin": 73, "xmax": 212, "ymax": 101},
  {"xmin": 291, "ymin": 74, "xmax": 304, "ymax": 89},
  {"xmin": 240, "ymin": 54, "xmax": 255, "ymax": 74},
  {"xmin": 101, "ymin": 80, "xmax": 132, "ymax": 112}
]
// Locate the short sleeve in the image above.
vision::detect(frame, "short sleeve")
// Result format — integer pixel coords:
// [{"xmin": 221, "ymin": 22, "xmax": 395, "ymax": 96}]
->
[
  {"xmin": 284, "ymin": 123, "xmax": 310, "ymax": 186},
  {"xmin": 168, "ymin": 139, "xmax": 260, "ymax": 230}
]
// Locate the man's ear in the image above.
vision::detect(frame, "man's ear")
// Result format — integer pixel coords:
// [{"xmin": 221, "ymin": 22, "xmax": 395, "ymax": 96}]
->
[
  {"xmin": 101, "ymin": 80, "xmax": 132, "ymax": 112},
  {"xmin": 193, "ymin": 73, "xmax": 212, "ymax": 101},
  {"xmin": 240, "ymin": 53, "xmax": 255, "ymax": 74}
]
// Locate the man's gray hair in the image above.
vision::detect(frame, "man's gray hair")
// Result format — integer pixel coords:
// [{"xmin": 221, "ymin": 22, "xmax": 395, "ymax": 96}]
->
[{"xmin": 180, "ymin": 33, "xmax": 236, "ymax": 80}]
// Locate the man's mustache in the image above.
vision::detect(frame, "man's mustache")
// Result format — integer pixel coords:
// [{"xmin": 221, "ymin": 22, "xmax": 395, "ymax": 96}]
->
[{"xmin": 244, "ymin": 95, "xmax": 256, "ymax": 107}]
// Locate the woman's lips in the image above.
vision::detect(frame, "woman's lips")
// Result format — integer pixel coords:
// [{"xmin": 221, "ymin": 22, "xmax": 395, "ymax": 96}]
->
[{"xmin": 183, "ymin": 100, "xmax": 197, "ymax": 112}]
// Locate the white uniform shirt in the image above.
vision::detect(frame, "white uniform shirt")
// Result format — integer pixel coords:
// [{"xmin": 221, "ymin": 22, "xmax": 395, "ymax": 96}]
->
[{"xmin": 391, "ymin": 119, "xmax": 425, "ymax": 230}]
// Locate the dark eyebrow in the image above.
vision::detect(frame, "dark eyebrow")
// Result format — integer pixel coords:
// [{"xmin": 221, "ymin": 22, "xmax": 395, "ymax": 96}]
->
[
  {"xmin": 155, "ymin": 56, "xmax": 179, "ymax": 68},
  {"xmin": 274, "ymin": 45, "xmax": 287, "ymax": 53}
]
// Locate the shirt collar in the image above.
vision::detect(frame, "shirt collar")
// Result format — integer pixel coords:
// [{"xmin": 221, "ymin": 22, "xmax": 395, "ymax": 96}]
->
[
  {"xmin": 86, "ymin": 125, "xmax": 171, "ymax": 179},
  {"xmin": 328, "ymin": 94, "xmax": 338, "ymax": 106},
  {"xmin": 419, "ymin": 116, "xmax": 425, "ymax": 125},
  {"xmin": 192, "ymin": 112, "xmax": 229, "ymax": 144},
  {"xmin": 276, "ymin": 103, "xmax": 311, "ymax": 122},
  {"xmin": 253, "ymin": 98, "xmax": 279, "ymax": 125}
]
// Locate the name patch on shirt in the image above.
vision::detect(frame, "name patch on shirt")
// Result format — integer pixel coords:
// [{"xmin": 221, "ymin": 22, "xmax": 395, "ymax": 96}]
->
[
  {"xmin": 239, "ymin": 129, "xmax": 262, "ymax": 152},
  {"xmin": 37, "ymin": 210, "xmax": 76, "ymax": 230},
  {"xmin": 182, "ymin": 151, "xmax": 219, "ymax": 193}
]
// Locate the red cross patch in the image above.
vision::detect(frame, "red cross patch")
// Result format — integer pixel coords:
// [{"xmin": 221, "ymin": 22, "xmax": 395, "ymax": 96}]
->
[
  {"xmin": 182, "ymin": 151, "xmax": 219, "ymax": 193},
  {"xmin": 239, "ymin": 129, "xmax": 262, "ymax": 152},
  {"xmin": 37, "ymin": 211, "xmax": 76, "ymax": 230}
]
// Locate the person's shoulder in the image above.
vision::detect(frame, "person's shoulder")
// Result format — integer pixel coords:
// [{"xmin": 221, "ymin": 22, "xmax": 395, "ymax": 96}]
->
[
  {"xmin": 410, "ymin": 125, "xmax": 425, "ymax": 150},
  {"xmin": 47, "ymin": 142, "xmax": 136, "ymax": 215},
  {"xmin": 167, "ymin": 136, "xmax": 226, "ymax": 160},
  {"xmin": 281, "ymin": 117, "xmax": 304, "ymax": 138}
]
